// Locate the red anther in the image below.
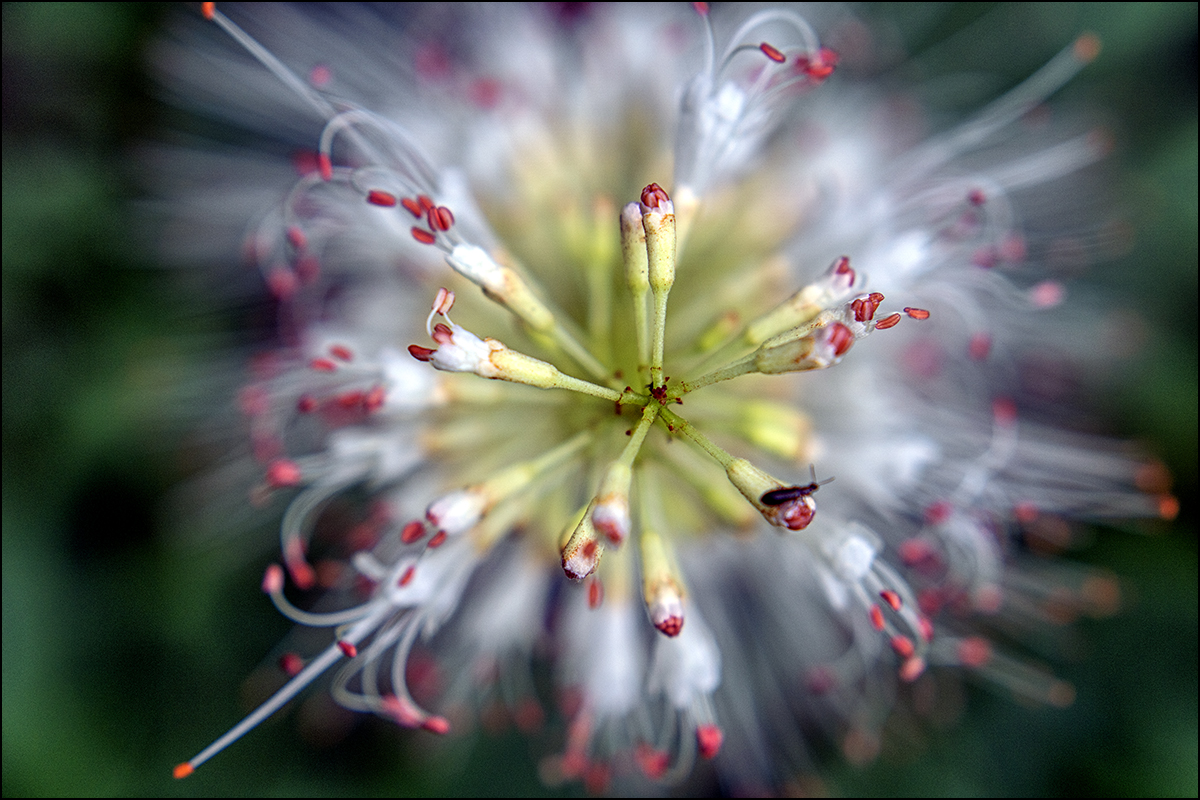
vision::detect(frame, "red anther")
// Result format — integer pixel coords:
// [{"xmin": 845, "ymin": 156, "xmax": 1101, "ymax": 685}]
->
[
  {"xmin": 309, "ymin": 357, "xmax": 337, "ymax": 372},
  {"xmin": 851, "ymin": 292, "xmax": 884, "ymax": 322},
  {"xmin": 367, "ymin": 190, "xmax": 397, "ymax": 207},
  {"xmin": 337, "ymin": 640, "xmax": 358, "ymax": 658},
  {"xmin": 874, "ymin": 313, "xmax": 902, "ymax": 330},
  {"xmin": 899, "ymin": 656, "xmax": 926, "ymax": 682},
  {"xmin": 957, "ymin": 636, "xmax": 992, "ymax": 668},
  {"xmin": 408, "ymin": 344, "xmax": 436, "ymax": 362},
  {"xmin": 880, "ymin": 590, "xmax": 902, "ymax": 611},
  {"xmin": 692, "ymin": 2, "xmax": 709, "ymax": 17},
  {"xmin": 296, "ymin": 394, "xmax": 318, "ymax": 413},
  {"xmin": 173, "ymin": 762, "xmax": 195, "ymax": 779},
  {"xmin": 1029, "ymin": 280, "xmax": 1065, "ymax": 309},
  {"xmin": 1014, "ymin": 501, "xmax": 1039, "ymax": 524},
  {"xmin": 417, "ymin": 195, "xmax": 436, "ymax": 213},
  {"xmin": 432, "ymin": 287, "xmax": 455, "ymax": 315},
  {"xmin": 469, "ymin": 77, "xmax": 502, "ymax": 109},
  {"xmin": 427, "ymin": 530, "xmax": 447, "ymax": 548},
  {"xmin": 655, "ymin": 608, "xmax": 684, "ymax": 637},
  {"xmin": 586, "ymin": 576, "xmax": 603, "ymax": 609},
  {"xmin": 759, "ymin": 42, "xmax": 787, "ymax": 63},
  {"xmin": 827, "ymin": 321, "xmax": 855, "ymax": 357},
  {"xmin": 904, "ymin": 307, "xmax": 930, "ymax": 320},
  {"xmin": 286, "ymin": 225, "xmax": 307, "ymax": 251},
  {"xmin": 308, "ymin": 63, "xmax": 331, "ymax": 87},
  {"xmin": 335, "ymin": 390, "xmax": 364, "ymax": 409},
  {"xmin": 399, "ymin": 565, "xmax": 416, "ymax": 587},
  {"xmin": 890, "ymin": 635, "xmax": 915, "ymax": 659},
  {"xmin": 422, "ymin": 716, "xmax": 451, "ymax": 735},
  {"xmin": 401, "ymin": 197, "xmax": 424, "ymax": 218},
  {"xmin": 968, "ymin": 332, "xmax": 991, "ymax": 361},
  {"xmin": 318, "ymin": 153, "xmax": 333, "ymax": 181},
  {"xmin": 992, "ymin": 396, "xmax": 1018, "ymax": 426},
  {"xmin": 636, "ymin": 744, "xmax": 670, "ymax": 780},
  {"xmin": 899, "ymin": 537, "xmax": 934, "ymax": 566},
  {"xmin": 411, "ymin": 227, "xmax": 437, "ymax": 245},
  {"xmin": 329, "ymin": 344, "xmax": 354, "ymax": 362},
  {"xmin": 286, "ymin": 558, "xmax": 316, "ymax": 592},
  {"xmin": 278, "ymin": 652, "xmax": 305, "ymax": 677},
  {"xmin": 967, "ymin": 189, "xmax": 987, "ymax": 206},
  {"xmin": 833, "ymin": 255, "xmax": 852, "ymax": 275},
  {"xmin": 640, "ymin": 182, "xmax": 670, "ymax": 210},
  {"xmin": 917, "ymin": 615, "xmax": 935, "ymax": 642},
  {"xmin": 364, "ymin": 385, "xmax": 386, "ymax": 412},
  {"xmin": 584, "ymin": 762, "xmax": 611, "ymax": 796},
  {"xmin": 924, "ymin": 500, "xmax": 953, "ymax": 525},
  {"xmin": 696, "ymin": 724, "xmax": 724, "ymax": 760},
  {"xmin": 266, "ymin": 458, "xmax": 302, "ymax": 488},
  {"xmin": 266, "ymin": 268, "xmax": 297, "ymax": 299},
  {"xmin": 261, "ymin": 563, "xmax": 285, "ymax": 594},
  {"xmin": 200, "ymin": 2, "xmax": 215, "ymax": 21},
  {"xmin": 868, "ymin": 604, "xmax": 885, "ymax": 631},
  {"xmin": 401, "ymin": 520, "xmax": 426, "ymax": 544},
  {"xmin": 432, "ymin": 322, "xmax": 453, "ymax": 343},
  {"xmin": 430, "ymin": 205, "xmax": 455, "ymax": 231}
]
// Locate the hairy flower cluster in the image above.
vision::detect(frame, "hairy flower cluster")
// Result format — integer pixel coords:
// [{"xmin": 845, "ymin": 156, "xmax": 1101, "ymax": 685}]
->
[{"xmin": 162, "ymin": 3, "xmax": 1175, "ymax": 792}]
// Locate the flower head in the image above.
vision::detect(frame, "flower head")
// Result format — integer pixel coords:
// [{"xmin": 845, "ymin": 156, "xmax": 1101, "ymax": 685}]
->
[{"xmin": 165, "ymin": 3, "xmax": 1173, "ymax": 791}]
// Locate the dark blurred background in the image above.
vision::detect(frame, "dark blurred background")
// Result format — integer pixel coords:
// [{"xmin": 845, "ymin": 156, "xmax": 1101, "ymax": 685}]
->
[{"xmin": 3, "ymin": 3, "xmax": 1195, "ymax": 796}]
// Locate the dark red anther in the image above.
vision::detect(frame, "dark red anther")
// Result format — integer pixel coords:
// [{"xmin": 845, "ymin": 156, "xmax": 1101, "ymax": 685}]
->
[
  {"xmin": 401, "ymin": 520, "xmax": 426, "ymax": 544},
  {"xmin": 310, "ymin": 357, "xmax": 337, "ymax": 372},
  {"xmin": 904, "ymin": 307, "xmax": 930, "ymax": 320},
  {"xmin": 417, "ymin": 195, "xmax": 436, "ymax": 213},
  {"xmin": 696, "ymin": 724, "xmax": 724, "ymax": 760},
  {"xmin": 430, "ymin": 205, "xmax": 455, "ymax": 231},
  {"xmin": 201, "ymin": 2, "xmax": 215, "ymax": 20},
  {"xmin": 880, "ymin": 590, "xmax": 902, "ymax": 611},
  {"xmin": 968, "ymin": 188, "xmax": 987, "ymax": 206},
  {"xmin": 640, "ymin": 182, "xmax": 670, "ymax": 210},
  {"xmin": 432, "ymin": 322, "xmax": 453, "ymax": 344},
  {"xmin": 869, "ymin": 604, "xmax": 885, "ymax": 631},
  {"xmin": 318, "ymin": 153, "xmax": 333, "ymax": 181},
  {"xmin": 408, "ymin": 344, "xmax": 435, "ymax": 362},
  {"xmin": 336, "ymin": 390, "xmax": 364, "ymax": 408},
  {"xmin": 875, "ymin": 313, "xmax": 902, "ymax": 330},
  {"xmin": 411, "ymin": 227, "xmax": 436, "ymax": 245},
  {"xmin": 399, "ymin": 565, "xmax": 415, "ymax": 586},
  {"xmin": 400, "ymin": 197, "xmax": 423, "ymax": 218},
  {"xmin": 827, "ymin": 321, "xmax": 855, "ymax": 357},
  {"xmin": 367, "ymin": 190, "xmax": 397, "ymax": 207},
  {"xmin": 329, "ymin": 344, "xmax": 353, "ymax": 362},
  {"xmin": 337, "ymin": 640, "xmax": 358, "ymax": 658},
  {"xmin": 833, "ymin": 255, "xmax": 852, "ymax": 274},
  {"xmin": 427, "ymin": 530, "xmax": 447, "ymax": 548},
  {"xmin": 296, "ymin": 394, "xmax": 318, "ymax": 413},
  {"xmin": 278, "ymin": 652, "xmax": 304, "ymax": 677},
  {"xmin": 759, "ymin": 42, "xmax": 786, "ymax": 63}
]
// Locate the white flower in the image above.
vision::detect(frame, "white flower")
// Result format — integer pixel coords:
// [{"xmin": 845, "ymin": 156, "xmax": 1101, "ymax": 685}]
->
[{"xmin": 163, "ymin": 3, "xmax": 1174, "ymax": 791}]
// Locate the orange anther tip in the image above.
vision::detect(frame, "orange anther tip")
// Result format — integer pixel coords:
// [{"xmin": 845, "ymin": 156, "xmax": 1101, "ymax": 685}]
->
[
  {"xmin": 1158, "ymin": 495, "xmax": 1180, "ymax": 521},
  {"xmin": 1074, "ymin": 33, "xmax": 1101, "ymax": 63},
  {"xmin": 173, "ymin": 762, "xmax": 195, "ymax": 779},
  {"xmin": 200, "ymin": 3, "xmax": 215, "ymax": 21}
]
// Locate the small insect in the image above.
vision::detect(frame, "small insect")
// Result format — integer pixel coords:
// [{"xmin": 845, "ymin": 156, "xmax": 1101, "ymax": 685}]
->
[{"xmin": 760, "ymin": 465, "xmax": 834, "ymax": 506}]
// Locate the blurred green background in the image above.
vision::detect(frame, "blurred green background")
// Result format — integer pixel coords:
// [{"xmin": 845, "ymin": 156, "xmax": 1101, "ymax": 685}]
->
[{"xmin": 3, "ymin": 3, "xmax": 1195, "ymax": 796}]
